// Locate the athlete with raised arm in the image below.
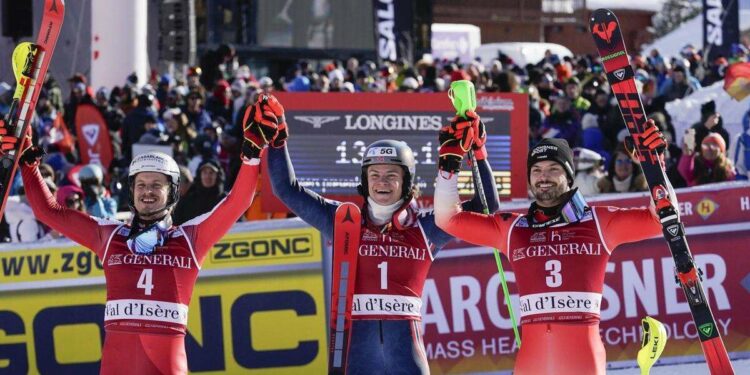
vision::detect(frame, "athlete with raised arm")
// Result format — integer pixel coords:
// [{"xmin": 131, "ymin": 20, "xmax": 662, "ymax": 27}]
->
[
  {"xmin": 262, "ymin": 94, "xmax": 499, "ymax": 374},
  {"xmin": 434, "ymin": 121, "xmax": 667, "ymax": 374},
  {"xmin": 0, "ymin": 97, "xmax": 278, "ymax": 374}
]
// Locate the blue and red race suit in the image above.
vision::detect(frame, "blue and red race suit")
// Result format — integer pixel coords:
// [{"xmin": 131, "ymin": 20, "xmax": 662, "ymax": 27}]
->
[{"xmin": 268, "ymin": 145, "xmax": 499, "ymax": 374}]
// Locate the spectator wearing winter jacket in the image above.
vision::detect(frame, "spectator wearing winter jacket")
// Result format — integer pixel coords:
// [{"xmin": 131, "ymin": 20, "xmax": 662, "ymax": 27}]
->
[
  {"xmin": 172, "ymin": 158, "xmax": 227, "ymax": 225},
  {"xmin": 95, "ymin": 86, "xmax": 126, "ymax": 162},
  {"xmin": 182, "ymin": 90, "xmax": 213, "ymax": 132},
  {"xmin": 205, "ymin": 79, "xmax": 233, "ymax": 123},
  {"xmin": 564, "ymin": 77, "xmax": 591, "ymax": 112},
  {"xmin": 62, "ymin": 82, "xmax": 95, "ymax": 135},
  {"xmin": 121, "ymin": 93, "xmax": 158, "ymax": 161},
  {"xmin": 678, "ymin": 133, "xmax": 736, "ymax": 186},
  {"xmin": 540, "ymin": 94, "xmax": 582, "ymax": 148},
  {"xmin": 573, "ymin": 147, "xmax": 605, "ymax": 196},
  {"xmin": 597, "ymin": 144, "xmax": 648, "ymax": 193},
  {"xmin": 657, "ymin": 65, "xmax": 701, "ymax": 102},
  {"xmin": 689, "ymin": 100, "xmax": 730, "ymax": 149}
]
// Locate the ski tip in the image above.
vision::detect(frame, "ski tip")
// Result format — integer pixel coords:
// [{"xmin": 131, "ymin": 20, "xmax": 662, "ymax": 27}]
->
[{"xmin": 590, "ymin": 8, "xmax": 616, "ymax": 23}]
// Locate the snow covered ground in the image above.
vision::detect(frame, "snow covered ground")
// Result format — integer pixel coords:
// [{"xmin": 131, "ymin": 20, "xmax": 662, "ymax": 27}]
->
[
  {"xmin": 609, "ymin": 358, "xmax": 750, "ymax": 374},
  {"xmin": 665, "ymin": 80, "xmax": 750, "ymax": 145}
]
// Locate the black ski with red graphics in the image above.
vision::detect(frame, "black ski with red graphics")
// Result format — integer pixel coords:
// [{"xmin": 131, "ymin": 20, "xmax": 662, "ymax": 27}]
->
[{"xmin": 589, "ymin": 9, "xmax": 733, "ymax": 374}]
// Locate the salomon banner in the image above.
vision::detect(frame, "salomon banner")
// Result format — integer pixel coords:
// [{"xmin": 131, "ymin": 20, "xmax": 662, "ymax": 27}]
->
[
  {"xmin": 422, "ymin": 182, "xmax": 750, "ymax": 373},
  {"xmin": 74, "ymin": 104, "xmax": 114, "ymax": 173},
  {"xmin": 263, "ymin": 92, "xmax": 529, "ymax": 212},
  {"xmin": 372, "ymin": 0, "xmax": 414, "ymax": 63},
  {"xmin": 0, "ymin": 220, "xmax": 328, "ymax": 374},
  {"xmin": 703, "ymin": 0, "xmax": 740, "ymax": 62}
]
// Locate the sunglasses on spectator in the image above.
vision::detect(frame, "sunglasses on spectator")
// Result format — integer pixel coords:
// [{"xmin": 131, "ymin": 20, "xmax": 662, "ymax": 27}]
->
[
  {"xmin": 615, "ymin": 159, "xmax": 632, "ymax": 165},
  {"xmin": 701, "ymin": 143, "xmax": 721, "ymax": 150}
]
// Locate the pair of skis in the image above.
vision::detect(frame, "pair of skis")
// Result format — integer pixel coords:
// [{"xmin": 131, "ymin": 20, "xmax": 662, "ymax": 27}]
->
[
  {"xmin": 0, "ymin": 0, "xmax": 65, "ymax": 218},
  {"xmin": 590, "ymin": 9, "xmax": 734, "ymax": 375}
]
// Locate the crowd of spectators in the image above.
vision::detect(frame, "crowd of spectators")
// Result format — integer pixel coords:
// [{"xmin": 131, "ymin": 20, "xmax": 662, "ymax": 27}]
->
[{"xmin": 0, "ymin": 41, "xmax": 748, "ymax": 242}]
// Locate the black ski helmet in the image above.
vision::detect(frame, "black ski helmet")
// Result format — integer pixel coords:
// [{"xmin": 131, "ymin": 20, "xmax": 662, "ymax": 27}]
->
[{"xmin": 357, "ymin": 140, "xmax": 416, "ymax": 200}]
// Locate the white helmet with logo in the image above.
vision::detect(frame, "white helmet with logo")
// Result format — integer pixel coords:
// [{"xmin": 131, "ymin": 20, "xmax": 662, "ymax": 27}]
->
[
  {"xmin": 128, "ymin": 152, "xmax": 181, "ymax": 212},
  {"xmin": 357, "ymin": 139, "xmax": 416, "ymax": 199}
]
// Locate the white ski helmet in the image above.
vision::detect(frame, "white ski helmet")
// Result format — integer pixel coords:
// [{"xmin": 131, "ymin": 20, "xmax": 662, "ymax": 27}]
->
[
  {"xmin": 128, "ymin": 152, "xmax": 181, "ymax": 212},
  {"xmin": 79, "ymin": 163, "xmax": 104, "ymax": 185}
]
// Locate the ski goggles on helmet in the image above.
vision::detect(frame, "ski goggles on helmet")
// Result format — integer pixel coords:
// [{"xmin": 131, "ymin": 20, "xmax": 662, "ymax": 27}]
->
[{"xmin": 127, "ymin": 222, "xmax": 168, "ymax": 255}]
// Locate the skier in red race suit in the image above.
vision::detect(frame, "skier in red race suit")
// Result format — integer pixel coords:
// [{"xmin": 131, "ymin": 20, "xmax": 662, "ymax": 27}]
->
[
  {"xmin": 262, "ymin": 94, "xmax": 499, "ymax": 374},
  {"xmin": 0, "ymin": 97, "xmax": 280, "ymax": 374},
  {"xmin": 434, "ymin": 121, "xmax": 667, "ymax": 375}
]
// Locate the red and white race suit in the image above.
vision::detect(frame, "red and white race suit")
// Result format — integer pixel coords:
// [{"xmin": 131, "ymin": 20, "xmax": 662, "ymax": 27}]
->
[{"xmin": 21, "ymin": 159, "xmax": 259, "ymax": 374}]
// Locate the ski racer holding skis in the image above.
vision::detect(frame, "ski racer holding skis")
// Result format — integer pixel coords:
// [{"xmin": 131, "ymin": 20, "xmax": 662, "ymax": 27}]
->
[
  {"xmin": 262, "ymin": 95, "xmax": 499, "ymax": 374},
  {"xmin": 434, "ymin": 121, "xmax": 666, "ymax": 375},
  {"xmin": 0, "ymin": 97, "xmax": 279, "ymax": 374}
]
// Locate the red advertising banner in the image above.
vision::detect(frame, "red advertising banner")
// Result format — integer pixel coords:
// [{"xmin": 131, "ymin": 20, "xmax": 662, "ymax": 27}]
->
[
  {"xmin": 74, "ymin": 104, "xmax": 113, "ymax": 172},
  {"xmin": 422, "ymin": 182, "xmax": 750, "ymax": 373},
  {"xmin": 262, "ymin": 92, "xmax": 529, "ymax": 212}
]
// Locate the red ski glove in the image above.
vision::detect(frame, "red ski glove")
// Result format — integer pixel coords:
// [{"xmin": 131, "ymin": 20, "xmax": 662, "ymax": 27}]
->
[
  {"xmin": 260, "ymin": 95, "xmax": 288, "ymax": 148},
  {"xmin": 0, "ymin": 119, "xmax": 20, "ymax": 154},
  {"xmin": 639, "ymin": 118, "xmax": 666, "ymax": 153},
  {"xmin": 0, "ymin": 119, "xmax": 39, "ymax": 165},
  {"xmin": 468, "ymin": 111, "xmax": 487, "ymax": 161},
  {"xmin": 241, "ymin": 97, "xmax": 279, "ymax": 159},
  {"xmin": 439, "ymin": 118, "xmax": 472, "ymax": 174}
]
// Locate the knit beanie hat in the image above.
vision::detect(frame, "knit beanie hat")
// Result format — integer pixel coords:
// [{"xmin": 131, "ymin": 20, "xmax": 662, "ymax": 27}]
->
[{"xmin": 528, "ymin": 138, "xmax": 575, "ymax": 186}]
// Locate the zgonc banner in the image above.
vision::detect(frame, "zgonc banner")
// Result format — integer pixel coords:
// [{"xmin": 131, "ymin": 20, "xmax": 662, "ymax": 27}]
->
[{"xmin": 423, "ymin": 181, "xmax": 750, "ymax": 373}]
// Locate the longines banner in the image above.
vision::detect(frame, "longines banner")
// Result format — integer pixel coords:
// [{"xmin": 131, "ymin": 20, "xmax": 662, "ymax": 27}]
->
[{"xmin": 424, "ymin": 182, "xmax": 750, "ymax": 373}]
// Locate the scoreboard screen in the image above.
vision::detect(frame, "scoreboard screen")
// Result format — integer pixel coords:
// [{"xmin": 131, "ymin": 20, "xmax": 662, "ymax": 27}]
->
[{"xmin": 262, "ymin": 93, "xmax": 528, "ymax": 211}]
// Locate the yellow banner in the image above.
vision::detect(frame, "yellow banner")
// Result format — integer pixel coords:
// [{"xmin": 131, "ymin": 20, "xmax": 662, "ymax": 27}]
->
[
  {"xmin": 0, "ymin": 226, "xmax": 322, "ymax": 284},
  {"xmin": 0, "ymin": 266, "xmax": 327, "ymax": 374},
  {"xmin": 206, "ymin": 227, "xmax": 322, "ymax": 268}
]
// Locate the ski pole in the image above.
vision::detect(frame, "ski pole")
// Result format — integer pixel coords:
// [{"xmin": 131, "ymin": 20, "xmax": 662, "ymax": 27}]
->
[
  {"xmin": 449, "ymin": 80, "xmax": 521, "ymax": 348},
  {"xmin": 637, "ymin": 316, "xmax": 667, "ymax": 375}
]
